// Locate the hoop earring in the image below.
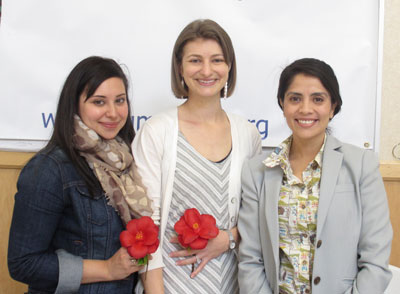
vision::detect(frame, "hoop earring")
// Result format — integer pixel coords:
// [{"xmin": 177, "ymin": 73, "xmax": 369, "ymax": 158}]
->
[{"xmin": 223, "ymin": 82, "xmax": 228, "ymax": 100}]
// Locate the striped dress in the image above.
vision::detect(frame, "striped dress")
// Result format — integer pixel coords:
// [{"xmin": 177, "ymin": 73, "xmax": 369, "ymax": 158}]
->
[{"xmin": 162, "ymin": 132, "xmax": 238, "ymax": 294}]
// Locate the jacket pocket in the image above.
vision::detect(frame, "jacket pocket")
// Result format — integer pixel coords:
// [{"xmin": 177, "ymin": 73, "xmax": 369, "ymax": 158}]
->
[
  {"xmin": 69, "ymin": 238, "xmax": 87, "ymax": 256},
  {"xmin": 75, "ymin": 185, "xmax": 108, "ymax": 226},
  {"xmin": 334, "ymin": 184, "xmax": 356, "ymax": 194}
]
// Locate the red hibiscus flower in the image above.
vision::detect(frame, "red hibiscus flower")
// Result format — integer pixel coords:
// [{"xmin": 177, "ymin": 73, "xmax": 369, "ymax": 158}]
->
[
  {"xmin": 120, "ymin": 216, "xmax": 159, "ymax": 263},
  {"xmin": 174, "ymin": 208, "xmax": 219, "ymax": 250}
]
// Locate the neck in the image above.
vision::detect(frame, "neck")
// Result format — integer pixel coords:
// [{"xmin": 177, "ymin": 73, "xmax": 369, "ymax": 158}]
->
[
  {"xmin": 179, "ymin": 96, "xmax": 224, "ymax": 122},
  {"xmin": 290, "ymin": 133, "xmax": 325, "ymax": 161}
]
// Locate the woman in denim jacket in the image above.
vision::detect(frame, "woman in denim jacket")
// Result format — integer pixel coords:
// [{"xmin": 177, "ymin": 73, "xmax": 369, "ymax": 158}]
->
[{"xmin": 8, "ymin": 56, "xmax": 153, "ymax": 293}]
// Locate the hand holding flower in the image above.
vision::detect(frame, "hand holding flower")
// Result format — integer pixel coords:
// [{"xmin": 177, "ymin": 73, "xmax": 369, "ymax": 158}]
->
[
  {"xmin": 174, "ymin": 208, "xmax": 219, "ymax": 249},
  {"xmin": 120, "ymin": 216, "xmax": 159, "ymax": 265},
  {"xmin": 104, "ymin": 247, "xmax": 143, "ymax": 280},
  {"xmin": 169, "ymin": 230, "xmax": 231, "ymax": 278},
  {"xmin": 171, "ymin": 208, "xmax": 223, "ymax": 278}
]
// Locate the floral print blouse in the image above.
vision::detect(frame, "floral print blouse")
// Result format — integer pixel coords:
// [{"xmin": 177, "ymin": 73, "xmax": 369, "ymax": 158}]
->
[{"xmin": 263, "ymin": 136, "xmax": 325, "ymax": 294}]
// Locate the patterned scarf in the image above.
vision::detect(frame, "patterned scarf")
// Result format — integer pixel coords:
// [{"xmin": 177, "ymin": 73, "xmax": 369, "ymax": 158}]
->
[{"xmin": 72, "ymin": 115, "xmax": 152, "ymax": 226}]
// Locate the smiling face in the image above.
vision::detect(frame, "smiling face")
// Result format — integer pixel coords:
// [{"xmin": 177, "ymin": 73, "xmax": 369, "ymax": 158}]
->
[
  {"xmin": 79, "ymin": 77, "xmax": 128, "ymax": 140},
  {"xmin": 180, "ymin": 38, "xmax": 229, "ymax": 100},
  {"xmin": 281, "ymin": 74, "xmax": 335, "ymax": 144}
]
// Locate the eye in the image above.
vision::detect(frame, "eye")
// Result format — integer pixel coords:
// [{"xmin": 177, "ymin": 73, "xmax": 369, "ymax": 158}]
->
[
  {"xmin": 288, "ymin": 96, "xmax": 301, "ymax": 103},
  {"xmin": 213, "ymin": 58, "xmax": 225, "ymax": 63},
  {"xmin": 92, "ymin": 99, "xmax": 105, "ymax": 106},
  {"xmin": 189, "ymin": 58, "xmax": 201, "ymax": 64},
  {"xmin": 116, "ymin": 97, "xmax": 126, "ymax": 104},
  {"xmin": 314, "ymin": 97, "xmax": 324, "ymax": 103}
]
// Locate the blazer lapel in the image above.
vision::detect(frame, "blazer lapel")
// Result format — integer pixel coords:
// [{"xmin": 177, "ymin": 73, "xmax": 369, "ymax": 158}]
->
[
  {"xmin": 264, "ymin": 166, "xmax": 283, "ymax": 269},
  {"xmin": 317, "ymin": 135, "xmax": 343, "ymax": 238}
]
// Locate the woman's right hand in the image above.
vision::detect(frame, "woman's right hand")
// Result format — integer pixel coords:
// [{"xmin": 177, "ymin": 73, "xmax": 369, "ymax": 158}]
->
[
  {"xmin": 82, "ymin": 247, "xmax": 143, "ymax": 283},
  {"xmin": 105, "ymin": 247, "xmax": 143, "ymax": 280}
]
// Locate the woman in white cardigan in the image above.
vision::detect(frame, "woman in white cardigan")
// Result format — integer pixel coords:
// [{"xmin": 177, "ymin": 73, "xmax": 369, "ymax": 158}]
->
[{"xmin": 133, "ymin": 19, "xmax": 261, "ymax": 293}]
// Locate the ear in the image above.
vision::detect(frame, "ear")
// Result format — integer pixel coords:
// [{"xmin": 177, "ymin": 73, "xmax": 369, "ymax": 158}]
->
[
  {"xmin": 279, "ymin": 98, "xmax": 284, "ymax": 110},
  {"xmin": 330, "ymin": 103, "xmax": 336, "ymax": 119},
  {"xmin": 279, "ymin": 99, "xmax": 286, "ymax": 117}
]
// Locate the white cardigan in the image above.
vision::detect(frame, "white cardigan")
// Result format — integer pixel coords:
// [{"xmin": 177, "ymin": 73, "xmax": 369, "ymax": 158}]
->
[{"xmin": 132, "ymin": 107, "xmax": 262, "ymax": 271}]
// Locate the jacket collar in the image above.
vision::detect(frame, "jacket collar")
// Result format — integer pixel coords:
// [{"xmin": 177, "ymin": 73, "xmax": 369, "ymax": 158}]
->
[
  {"xmin": 316, "ymin": 134, "xmax": 343, "ymax": 238},
  {"xmin": 263, "ymin": 134, "xmax": 343, "ymax": 266},
  {"xmin": 263, "ymin": 164, "xmax": 283, "ymax": 282}
]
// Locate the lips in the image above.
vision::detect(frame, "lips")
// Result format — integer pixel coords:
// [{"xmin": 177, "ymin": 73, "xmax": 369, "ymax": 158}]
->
[
  {"xmin": 100, "ymin": 122, "xmax": 120, "ymax": 129},
  {"xmin": 296, "ymin": 119, "xmax": 318, "ymax": 127},
  {"xmin": 197, "ymin": 79, "xmax": 217, "ymax": 86}
]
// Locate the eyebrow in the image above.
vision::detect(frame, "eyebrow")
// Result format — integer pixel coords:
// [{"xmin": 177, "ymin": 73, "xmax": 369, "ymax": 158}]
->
[
  {"xmin": 185, "ymin": 53, "xmax": 225, "ymax": 58},
  {"xmin": 311, "ymin": 92, "xmax": 329, "ymax": 97},
  {"xmin": 285, "ymin": 92, "xmax": 329, "ymax": 97},
  {"xmin": 91, "ymin": 93, "xmax": 126, "ymax": 98},
  {"xmin": 85, "ymin": 93, "xmax": 126, "ymax": 102},
  {"xmin": 285, "ymin": 91, "xmax": 302, "ymax": 96}
]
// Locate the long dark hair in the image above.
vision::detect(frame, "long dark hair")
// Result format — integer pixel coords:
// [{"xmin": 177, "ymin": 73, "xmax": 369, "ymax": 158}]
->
[{"xmin": 45, "ymin": 56, "xmax": 134, "ymax": 195}]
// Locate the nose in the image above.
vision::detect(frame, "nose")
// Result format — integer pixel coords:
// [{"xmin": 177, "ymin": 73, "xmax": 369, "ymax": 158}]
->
[
  {"xmin": 299, "ymin": 98, "xmax": 312, "ymax": 114},
  {"xmin": 200, "ymin": 61, "xmax": 212, "ymax": 76},
  {"xmin": 105, "ymin": 103, "xmax": 117, "ymax": 118}
]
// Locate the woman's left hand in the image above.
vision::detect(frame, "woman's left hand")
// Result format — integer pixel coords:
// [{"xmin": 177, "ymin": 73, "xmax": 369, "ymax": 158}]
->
[{"xmin": 169, "ymin": 230, "xmax": 230, "ymax": 278}]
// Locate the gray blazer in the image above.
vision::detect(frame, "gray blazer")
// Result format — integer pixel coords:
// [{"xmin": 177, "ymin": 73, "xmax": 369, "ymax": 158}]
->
[{"xmin": 238, "ymin": 135, "xmax": 392, "ymax": 294}]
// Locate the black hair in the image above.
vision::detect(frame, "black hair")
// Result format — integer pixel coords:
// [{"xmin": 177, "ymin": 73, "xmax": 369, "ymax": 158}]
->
[
  {"xmin": 44, "ymin": 56, "xmax": 134, "ymax": 195},
  {"xmin": 277, "ymin": 58, "xmax": 342, "ymax": 117}
]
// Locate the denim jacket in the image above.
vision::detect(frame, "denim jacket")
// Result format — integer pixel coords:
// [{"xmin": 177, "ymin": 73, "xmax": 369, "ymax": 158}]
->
[{"xmin": 8, "ymin": 146, "xmax": 137, "ymax": 293}]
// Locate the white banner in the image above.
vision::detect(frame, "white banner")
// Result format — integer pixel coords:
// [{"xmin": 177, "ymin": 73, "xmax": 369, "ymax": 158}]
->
[{"xmin": 0, "ymin": 0, "xmax": 382, "ymax": 151}]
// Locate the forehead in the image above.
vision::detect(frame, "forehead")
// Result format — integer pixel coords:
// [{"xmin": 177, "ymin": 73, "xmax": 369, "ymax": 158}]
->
[
  {"xmin": 182, "ymin": 38, "xmax": 223, "ymax": 56},
  {"xmin": 82, "ymin": 77, "xmax": 126, "ymax": 100},
  {"xmin": 287, "ymin": 74, "xmax": 328, "ymax": 93}
]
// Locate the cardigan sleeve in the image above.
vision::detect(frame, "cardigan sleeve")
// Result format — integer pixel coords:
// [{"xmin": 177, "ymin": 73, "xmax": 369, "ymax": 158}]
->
[
  {"xmin": 250, "ymin": 122, "xmax": 262, "ymax": 156},
  {"xmin": 132, "ymin": 118, "xmax": 165, "ymax": 271}
]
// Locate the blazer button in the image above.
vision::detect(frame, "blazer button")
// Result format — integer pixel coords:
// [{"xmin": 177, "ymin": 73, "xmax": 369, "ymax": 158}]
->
[
  {"xmin": 231, "ymin": 216, "xmax": 235, "ymax": 223},
  {"xmin": 231, "ymin": 198, "xmax": 236, "ymax": 204},
  {"xmin": 314, "ymin": 277, "xmax": 321, "ymax": 285},
  {"xmin": 317, "ymin": 240, "xmax": 322, "ymax": 248}
]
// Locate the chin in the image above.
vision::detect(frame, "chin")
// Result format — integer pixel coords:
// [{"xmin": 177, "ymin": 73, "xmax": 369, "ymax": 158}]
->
[
  {"xmin": 98, "ymin": 132, "xmax": 119, "ymax": 140},
  {"xmin": 294, "ymin": 131, "xmax": 325, "ymax": 141}
]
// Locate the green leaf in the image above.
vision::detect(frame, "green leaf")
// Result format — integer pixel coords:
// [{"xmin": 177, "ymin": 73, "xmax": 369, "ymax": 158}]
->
[{"xmin": 137, "ymin": 255, "xmax": 148, "ymax": 266}]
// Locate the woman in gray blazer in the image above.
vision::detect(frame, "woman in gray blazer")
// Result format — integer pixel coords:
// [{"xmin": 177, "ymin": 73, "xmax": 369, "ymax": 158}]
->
[{"xmin": 238, "ymin": 58, "xmax": 392, "ymax": 294}]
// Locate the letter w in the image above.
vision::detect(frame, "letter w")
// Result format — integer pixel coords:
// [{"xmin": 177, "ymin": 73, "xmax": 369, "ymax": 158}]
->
[{"xmin": 42, "ymin": 113, "xmax": 55, "ymax": 128}]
